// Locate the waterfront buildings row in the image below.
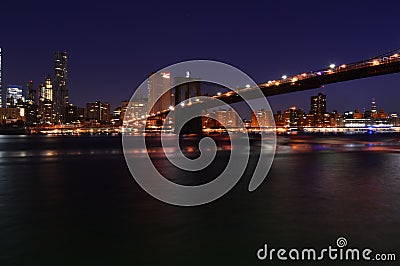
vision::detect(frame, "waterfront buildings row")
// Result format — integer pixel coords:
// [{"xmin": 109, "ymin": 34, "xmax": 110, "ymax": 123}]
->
[
  {"xmin": 252, "ymin": 93, "xmax": 399, "ymax": 132},
  {"xmin": 2, "ymin": 87, "xmax": 398, "ymax": 133}
]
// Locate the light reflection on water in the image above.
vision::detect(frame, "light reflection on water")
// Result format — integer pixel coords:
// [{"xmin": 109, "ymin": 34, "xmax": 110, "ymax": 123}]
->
[
  {"xmin": 0, "ymin": 135, "xmax": 399, "ymax": 265},
  {"xmin": 1, "ymin": 135, "xmax": 400, "ymax": 159}
]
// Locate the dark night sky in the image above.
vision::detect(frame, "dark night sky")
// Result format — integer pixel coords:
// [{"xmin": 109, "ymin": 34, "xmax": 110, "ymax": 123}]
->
[{"xmin": 1, "ymin": 0, "xmax": 400, "ymax": 115}]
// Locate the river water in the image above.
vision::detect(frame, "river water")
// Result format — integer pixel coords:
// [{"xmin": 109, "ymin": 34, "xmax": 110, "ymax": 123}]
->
[{"xmin": 0, "ymin": 135, "xmax": 399, "ymax": 265}]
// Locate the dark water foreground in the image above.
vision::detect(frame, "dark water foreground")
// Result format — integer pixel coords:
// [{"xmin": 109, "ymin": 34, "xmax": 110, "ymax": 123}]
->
[{"xmin": 0, "ymin": 135, "xmax": 399, "ymax": 266}]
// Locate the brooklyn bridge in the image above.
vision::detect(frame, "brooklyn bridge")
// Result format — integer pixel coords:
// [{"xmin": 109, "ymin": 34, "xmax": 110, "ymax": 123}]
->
[{"xmin": 129, "ymin": 48, "xmax": 400, "ymax": 133}]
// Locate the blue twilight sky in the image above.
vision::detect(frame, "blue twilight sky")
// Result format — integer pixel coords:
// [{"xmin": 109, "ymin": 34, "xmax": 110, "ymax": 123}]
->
[{"xmin": 1, "ymin": 0, "xmax": 400, "ymax": 115}]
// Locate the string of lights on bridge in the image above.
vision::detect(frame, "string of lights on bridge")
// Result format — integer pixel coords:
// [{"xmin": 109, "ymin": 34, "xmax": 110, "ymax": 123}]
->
[
  {"xmin": 142, "ymin": 48, "xmax": 400, "ymax": 120},
  {"xmin": 258, "ymin": 49, "xmax": 400, "ymax": 89}
]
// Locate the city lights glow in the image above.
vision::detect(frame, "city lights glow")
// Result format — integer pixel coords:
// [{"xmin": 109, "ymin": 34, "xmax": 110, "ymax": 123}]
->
[
  {"xmin": 161, "ymin": 72, "xmax": 171, "ymax": 79},
  {"xmin": 2, "ymin": 46, "xmax": 400, "ymax": 135}
]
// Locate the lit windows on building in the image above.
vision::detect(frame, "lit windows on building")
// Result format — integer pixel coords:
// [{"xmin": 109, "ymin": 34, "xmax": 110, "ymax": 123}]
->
[
  {"xmin": 26, "ymin": 80, "xmax": 36, "ymax": 105},
  {"xmin": 205, "ymin": 108, "xmax": 238, "ymax": 129},
  {"xmin": 251, "ymin": 109, "xmax": 274, "ymax": 129},
  {"xmin": 53, "ymin": 51, "xmax": 68, "ymax": 123},
  {"xmin": 0, "ymin": 48, "xmax": 2, "ymax": 108},
  {"xmin": 86, "ymin": 101, "xmax": 111, "ymax": 124},
  {"xmin": 6, "ymin": 85, "xmax": 24, "ymax": 108},
  {"xmin": 310, "ymin": 92, "xmax": 327, "ymax": 127},
  {"xmin": 148, "ymin": 72, "xmax": 172, "ymax": 114},
  {"xmin": 38, "ymin": 76, "xmax": 54, "ymax": 124},
  {"xmin": 0, "ymin": 107, "xmax": 26, "ymax": 124}
]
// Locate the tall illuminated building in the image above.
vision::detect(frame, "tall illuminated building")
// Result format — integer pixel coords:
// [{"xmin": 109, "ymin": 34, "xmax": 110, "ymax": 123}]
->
[
  {"xmin": 126, "ymin": 92, "xmax": 147, "ymax": 121},
  {"xmin": 26, "ymin": 80, "xmax": 38, "ymax": 125},
  {"xmin": 251, "ymin": 109, "xmax": 274, "ymax": 128},
  {"xmin": 310, "ymin": 92, "xmax": 326, "ymax": 115},
  {"xmin": 284, "ymin": 107, "xmax": 299, "ymax": 128},
  {"xmin": 214, "ymin": 108, "xmax": 238, "ymax": 128},
  {"xmin": 310, "ymin": 92, "xmax": 326, "ymax": 126},
  {"xmin": 0, "ymin": 48, "xmax": 2, "ymax": 107},
  {"xmin": 371, "ymin": 98, "xmax": 377, "ymax": 114},
  {"xmin": 40, "ymin": 75, "xmax": 53, "ymax": 102},
  {"xmin": 53, "ymin": 51, "xmax": 68, "ymax": 123},
  {"xmin": 148, "ymin": 72, "xmax": 172, "ymax": 115},
  {"xmin": 38, "ymin": 75, "xmax": 53, "ymax": 124},
  {"xmin": 6, "ymin": 85, "xmax": 24, "ymax": 108},
  {"xmin": 371, "ymin": 98, "xmax": 378, "ymax": 118},
  {"xmin": 26, "ymin": 80, "xmax": 36, "ymax": 105}
]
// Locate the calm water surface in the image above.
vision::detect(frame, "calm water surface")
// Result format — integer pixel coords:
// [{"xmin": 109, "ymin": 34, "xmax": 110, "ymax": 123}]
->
[{"xmin": 0, "ymin": 135, "xmax": 399, "ymax": 265}]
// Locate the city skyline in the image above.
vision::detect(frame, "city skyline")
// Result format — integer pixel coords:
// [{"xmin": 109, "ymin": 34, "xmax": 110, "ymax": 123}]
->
[
  {"xmin": 0, "ymin": 47, "xmax": 398, "ymax": 119},
  {"xmin": 4, "ymin": 60, "xmax": 399, "ymax": 133},
  {"xmin": 1, "ymin": 1, "xmax": 400, "ymax": 114},
  {"xmin": 2, "ymin": 3, "xmax": 400, "ymax": 266}
]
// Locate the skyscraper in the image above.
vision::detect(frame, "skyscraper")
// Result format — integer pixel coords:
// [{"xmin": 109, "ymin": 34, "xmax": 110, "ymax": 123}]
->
[
  {"xmin": 26, "ymin": 80, "xmax": 38, "ymax": 125},
  {"xmin": 214, "ymin": 108, "xmax": 238, "ymax": 128},
  {"xmin": 127, "ymin": 91, "xmax": 148, "ymax": 121},
  {"xmin": 53, "ymin": 51, "xmax": 68, "ymax": 123},
  {"xmin": 310, "ymin": 92, "xmax": 326, "ymax": 115},
  {"xmin": 251, "ymin": 109, "xmax": 274, "ymax": 128},
  {"xmin": 371, "ymin": 98, "xmax": 378, "ymax": 118},
  {"xmin": 0, "ymin": 48, "xmax": 2, "ymax": 108},
  {"xmin": 40, "ymin": 75, "xmax": 53, "ymax": 102},
  {"xmin": 310, "ymin": 92, "xmax": 326, "ymax": 127},
  {"xmin": 148, "ymin": 72, "xmax": 172, "ymax": 115},
  {"xmin": 39, "ymin": 75, "xmax": 53, "ymax": 124},
  {"xmin": 26, "ymin": 80, "xmax": 36, "ymax": 105},
  {"xmin": 371, "ymin": 98, "xmax": 377, "ymax": 114},
  {"xmin": 284, "ymin": 107, "xmax": 302, "ymax": 128}
]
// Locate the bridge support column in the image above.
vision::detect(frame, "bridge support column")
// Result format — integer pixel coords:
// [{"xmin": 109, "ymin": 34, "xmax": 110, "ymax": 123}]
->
[
  {"xmin": 174, "ymin": 78, "xmax": 201, "ymax": 105},
  {"xmin": 174, "ymin": 107, "xmax": 203, "ymax": 135},
  {"xmin": 173, "ymin": 77, "xmax": 203, "ymax": 134}
]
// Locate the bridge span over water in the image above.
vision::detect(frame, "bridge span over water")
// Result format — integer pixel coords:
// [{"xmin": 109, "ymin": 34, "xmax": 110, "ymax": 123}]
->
[
  {"xmin": 214, "ymin": 48, "xmax": 400, "ymax": 104},
  {"xmin": 130, "ymin": 48, "xmax": 400, "ymax": 133}
]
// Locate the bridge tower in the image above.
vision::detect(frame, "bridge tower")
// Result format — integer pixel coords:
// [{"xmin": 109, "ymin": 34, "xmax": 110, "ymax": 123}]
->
[{"xmin": 173, "ymin": 76, "xmax": 203, "ymax": 134}]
